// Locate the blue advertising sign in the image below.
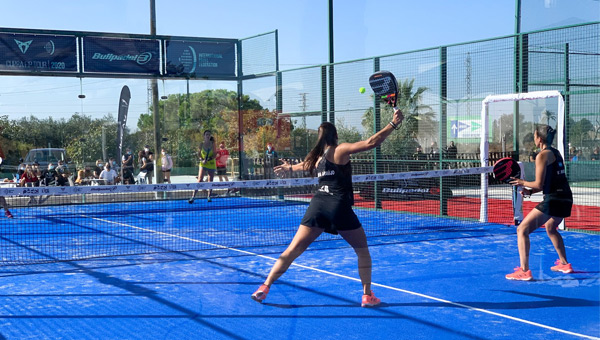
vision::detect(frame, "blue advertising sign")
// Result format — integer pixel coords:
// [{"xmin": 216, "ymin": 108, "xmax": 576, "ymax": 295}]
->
[
  {"xmin": 83, "ymin": 37, "xmax": 160, "ymax": 75},
  {"xmin": 165, "ymin": 40, "xmax": 236, "ymax": 77},
  {"xmin": 0, "ymin": 33, "xmax": 77, "ymax": 73}
]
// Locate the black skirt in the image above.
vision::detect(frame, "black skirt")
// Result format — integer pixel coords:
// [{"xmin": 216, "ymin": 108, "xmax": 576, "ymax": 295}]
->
[
  {"xmin": 535, "ymin": 194, "xmax": 573, "ymax": 218},
  {"xmin": 300, "ymin": 194, "xmax": 362, "ymax": 235}
]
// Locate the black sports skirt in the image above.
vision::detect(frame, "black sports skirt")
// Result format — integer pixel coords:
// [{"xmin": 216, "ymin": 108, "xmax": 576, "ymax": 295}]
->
[
  {"xmin": 300, "ymin": 194, "xmax": 361, "ymax": 235},
  {"xmin": 535, "ymin": 194, "xmax": 573, "ymax": 218}
]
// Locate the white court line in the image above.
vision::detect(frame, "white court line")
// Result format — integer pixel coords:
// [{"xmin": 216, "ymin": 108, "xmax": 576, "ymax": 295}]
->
[{"xmin": 84, "ymin": 215, "xmax": 599, "ymax": 340}]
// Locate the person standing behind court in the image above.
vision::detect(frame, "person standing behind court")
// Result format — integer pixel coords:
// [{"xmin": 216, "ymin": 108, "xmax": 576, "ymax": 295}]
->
[
  {"xmin": 216, "ymin": 141, "xmax": 230, "ymax": 182},
  {"xmin": 143, "ymin": 145, "xmax": 155, "ymax": 184},
  {"xmin": 265, "ymin": 142, "xmax": 278, "ymax": 178},
  {"xmin": 160, "ymin": 148, "xmax": 173, "ymax": 184}
]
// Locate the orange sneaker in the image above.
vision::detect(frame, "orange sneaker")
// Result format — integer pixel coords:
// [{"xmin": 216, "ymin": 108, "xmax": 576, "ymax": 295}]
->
[
  {"xmin": 361, "ymin": 291, "xmax": 381, "ymax": 307},
  {"xmin": 251, "ymin": 284, "xmax": 270, "ymax": 303},
  {"xmin": 551, "ymin": 259, "xmax": 573, "ymax": 273},
  {"xmin": 505, "ymin": 267, "xmax": 533, "ymax": 281}
]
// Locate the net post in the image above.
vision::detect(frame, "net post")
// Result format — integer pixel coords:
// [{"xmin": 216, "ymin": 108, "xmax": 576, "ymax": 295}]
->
[{"xmin": 480, "ymin": 97, "xmax": 490, "ymax": 223}]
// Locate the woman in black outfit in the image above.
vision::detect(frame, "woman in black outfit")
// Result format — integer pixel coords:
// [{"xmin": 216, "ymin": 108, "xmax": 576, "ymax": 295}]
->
[
  {"xmin": 252, "ymin": 109, "xmax": 403, "ymax": 307},
  {"xmin": 506, "ymin": 124, "xmax": 574, "ymax": 281}
]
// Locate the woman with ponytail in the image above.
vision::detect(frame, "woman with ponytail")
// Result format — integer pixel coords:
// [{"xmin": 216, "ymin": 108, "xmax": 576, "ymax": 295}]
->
[
  {"xmin": 506, "ymin": 124, "xmax": 574, "ymax": 281},
  {"xmin": 251, "ymin": 109, "xmax": 404, "ymax": 307}
]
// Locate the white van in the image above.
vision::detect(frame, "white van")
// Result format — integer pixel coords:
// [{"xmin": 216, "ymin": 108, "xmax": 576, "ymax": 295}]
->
[{"xmin": 24, "ymin": 148, "xmax": 68, "ymax": 167}]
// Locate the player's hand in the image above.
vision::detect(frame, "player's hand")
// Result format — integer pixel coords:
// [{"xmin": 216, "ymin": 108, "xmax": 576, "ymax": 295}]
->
[
  {"xmin": 509, "ymin": 177, "xmax": 523, "ymax": 187},
  {"xmin": 392, "ymin": 108, "xmax": 404, "ymax": 126},
  {"xmin": 274, "ymin": 160, "xmax": 290, "ymax": 177}
]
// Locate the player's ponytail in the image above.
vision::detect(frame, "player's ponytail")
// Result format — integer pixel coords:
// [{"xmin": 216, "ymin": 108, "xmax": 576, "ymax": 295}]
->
[{"xmin": 304, "ymin": 122, "xmax": 338, "ymax": 175}]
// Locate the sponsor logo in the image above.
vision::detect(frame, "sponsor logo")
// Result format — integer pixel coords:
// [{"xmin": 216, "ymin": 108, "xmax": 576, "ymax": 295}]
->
[
  {"xmin": 265, "ymin": 180, "xmax": 278, "ymax": 186},
  {"xmin": 212, "ymin": 183, "xmax": 233, "ymax": 188},
  {"xmin": 317, "ymin": 170, "xmax": 335, "ymax": 177},
  {"xmin": 153, "ymin": 185, "xmax": 168, "ymax": 191},
  {"xmin": 382, "ymin": 187, "xmax": 429, "ymax": 194},
  {"xmin": 14, "ymin": 39, "xmax": 33, "ymax": 54},
  {"xmin": 92, "ymin": 52, "xmax": 153, "ymax": 65},
  {"xmin": 89, "ymin": 186, "xmax": 117, "ymax": 192}
]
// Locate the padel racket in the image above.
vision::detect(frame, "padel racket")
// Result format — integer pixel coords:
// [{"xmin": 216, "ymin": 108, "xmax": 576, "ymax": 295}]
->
[
  {"xmin": 492, "ymin": 157, "xmax": 520, "ymax": 183},
  {"xmin": 493, "ymin": 157, "xmax": 525, "ymax": 225},
  {"xmin": 369, "ymin": 71, "xmax": 399, "ymax": 109}
]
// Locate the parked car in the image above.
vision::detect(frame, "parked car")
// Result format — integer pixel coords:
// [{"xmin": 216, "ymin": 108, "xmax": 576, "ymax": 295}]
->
[{"xmin": 24, "ymin": 148, "xmax": 69, "ymax": 167}]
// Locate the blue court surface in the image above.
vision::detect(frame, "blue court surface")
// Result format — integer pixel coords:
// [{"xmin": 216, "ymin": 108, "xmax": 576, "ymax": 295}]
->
[{"xmin": 0, "ymin": 198, "xmax": 598, "ymax": 340}]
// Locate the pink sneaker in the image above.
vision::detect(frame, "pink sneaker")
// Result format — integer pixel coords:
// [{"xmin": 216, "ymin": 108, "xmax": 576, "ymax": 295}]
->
[
  {"xmin": 251, "ymin": 284, "xmax": 270, "ymax": 303},
  {"xmin": 361, "ymin": 291, "xmax": 381, "ymax": 307},
  {"xmin": 4, "ymin": 210, "xmax": 13, "ymax": 218},
  {"xmin": 551, "ymin": 259, "xmax": 573, "ymax": 273},
  {"xmin": 505, "ymin": 267, "xmax": 533, "ymax": 281}
]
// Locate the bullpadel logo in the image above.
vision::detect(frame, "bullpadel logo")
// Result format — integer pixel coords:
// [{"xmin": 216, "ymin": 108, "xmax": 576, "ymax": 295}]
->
[{"xmin": 92, "ymin": 52, "xmax": 153, "ymax": 65}]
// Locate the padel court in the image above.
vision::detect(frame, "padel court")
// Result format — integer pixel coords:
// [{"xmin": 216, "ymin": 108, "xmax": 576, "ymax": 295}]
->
[{"xmin": 0, "ymin": 196, "xmax": 597, "ymax": 340}]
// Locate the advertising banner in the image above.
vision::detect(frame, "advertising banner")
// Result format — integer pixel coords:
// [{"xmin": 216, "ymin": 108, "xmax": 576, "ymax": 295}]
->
[
  {"xmin": 83, "ymin": 37, "xmax": 160, "ymax": 75},
  {"xmin": 0, "ymin": 33, "xmax": 77, "ymax": 73},
  {"xmin": 165, "ymin": 40, "xmax": 236, "ymax": 77}
]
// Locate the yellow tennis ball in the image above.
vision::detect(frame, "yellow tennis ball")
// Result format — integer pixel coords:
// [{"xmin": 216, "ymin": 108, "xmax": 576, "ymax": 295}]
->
[{"xmin": 359, "ymin": 87, "xmax": 366, "ymax": 94}]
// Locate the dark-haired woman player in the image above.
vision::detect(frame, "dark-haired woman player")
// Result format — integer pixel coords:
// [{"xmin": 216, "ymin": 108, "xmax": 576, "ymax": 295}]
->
[
  {"xmin": 506, "ymin": 124, "xmax": 574, "ymax": 281},
  {"xmin": 251, "ymin": 109, "xmax": 403, "ymax": 307}
]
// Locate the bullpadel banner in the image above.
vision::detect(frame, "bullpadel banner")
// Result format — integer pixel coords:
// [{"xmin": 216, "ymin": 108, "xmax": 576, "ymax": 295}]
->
[{"xmin": 83, "ymin": 37, "xmax": 160, "ymax": 75}]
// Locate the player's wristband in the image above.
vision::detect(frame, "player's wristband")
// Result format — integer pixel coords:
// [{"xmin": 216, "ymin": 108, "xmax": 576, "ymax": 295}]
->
[{"xmin": 389, "ymin": 121, "xmax": 399, "ymax": 130}]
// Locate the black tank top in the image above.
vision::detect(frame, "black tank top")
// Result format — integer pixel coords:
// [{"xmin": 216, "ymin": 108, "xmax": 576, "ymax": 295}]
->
[
  {"xmin": 315, "ymin": 149, "xmax": 354, "ymax": 203},
  {"xmin": 542, "ymin": 147, "xmax": 571, "ymax": 196}
]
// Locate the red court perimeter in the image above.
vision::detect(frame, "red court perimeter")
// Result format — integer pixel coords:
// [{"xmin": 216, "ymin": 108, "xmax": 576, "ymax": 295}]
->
[{"xmin": 353, "ymin": 197, "xmax": 600, "ymax": 232}]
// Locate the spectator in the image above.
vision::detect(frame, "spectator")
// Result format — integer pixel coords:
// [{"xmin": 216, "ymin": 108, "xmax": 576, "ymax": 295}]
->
[
  {"xmin": 93, "ymin": 159, "xmax": 104, "ymax": 179},
  {"xmin": 19, "ymin": 164, "xmax": 39, "ymax": 187},
  {"xmin": 40, "ymin": 163, "xmax": 57, "ymax": 186},
  {"xmin": 571, "ymin": 150, "xmax": 585, "ymax": 162},
  {"xmin": 32, "ymin": 162, "xmax": 42, "ymax": 182},
  {"xmin": 430, "ymin": 141, "xmax": 439, "ymax": 155},
  {"xmin": 137, "ymin": 150, "xmax": 148, "ymax": 184},
  {"xmin": 411, "ymin": 146, "xmax": 426, "ymax": 171},
  {"xmin": 17, "ymin": 158, "xmax": 26, "ymax": 180},
  {"xmin": 265, "ymin": 142, "xmax": 278, "ymax": 179},
  {"xmin": 446, "ymin": 141, "xmax": 457, "ymax": 159},
  {"xmin": 55, "ymin": 160, "xmax": 70, "ymax": 186},
  {"xmin": 143, "ymin": 145, "xmax": 155, "ymax": 184},
  {"xmin": 590, "ymin": 147, "xmax": 599, "ymax": 161},
  {"xmin": 109, "ymin": 157, "xmax": 119, "ymax": 174},
  {"xmin": 529, "ymin": 150, "xmax": 538, "ymax": 162},
  {"xmin": 122, "ymin": 148, "xmax": 135, "ymax": 184},
  {"xmin": 216, "ymin": 141, "xmax": 230, "ymax": 182},
  {"xmin": 99, "ymin": 163, "xmax": 119, "ymax": 185},
  {"xmin": 160, "ymin": 148, "xmax": 173, "ymax": 184},
  {"xmin": 569, "ymin": 147, "xmax": 576, "ymax": 161},
  {"xmin": 75, "ymin": 166, "xmax": 93, "ymax": 185}
]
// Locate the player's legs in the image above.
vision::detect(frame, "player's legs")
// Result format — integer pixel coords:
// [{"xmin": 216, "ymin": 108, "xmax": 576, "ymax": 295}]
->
[
  {"xmin": 205, "ymin": 169, "xmax": 215, "ymax": 200},
  {"xmin": 544, "ymin": 216, "xmax": 568, "ymax": 264},
  {"xmin": 263, "ymin": 225, "xmax": 323, "ymax": 287},
  {"xmin": 516, "ymin": 208, "xmax": 551, "ymax": 271},
  {"xmin": 338, "ymin": 227, "xmax": 372, "ymax": 295}
]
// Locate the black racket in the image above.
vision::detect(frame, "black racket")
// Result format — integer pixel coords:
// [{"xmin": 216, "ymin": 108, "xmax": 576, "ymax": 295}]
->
[
  {"xmin": 493, "ymin": 157, "xmax": 527, "ymax": 224},
  {"xmin": 369, "ymin": 71, "xmax": 399, "ymax": 109},
  {"xmin": 492, "ymin": 157, "xmax": 521, "ymax": 183}
]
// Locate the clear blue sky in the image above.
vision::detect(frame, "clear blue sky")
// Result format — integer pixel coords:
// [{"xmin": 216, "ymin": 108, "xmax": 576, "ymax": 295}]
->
[{"xmin": 0, "ymin": 0, "xmax": 597, "ymax": 128}]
